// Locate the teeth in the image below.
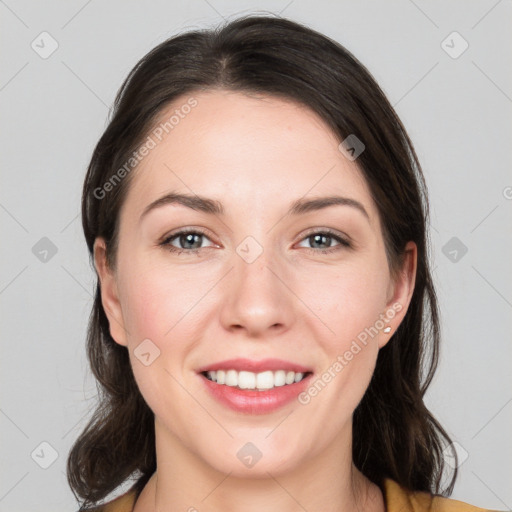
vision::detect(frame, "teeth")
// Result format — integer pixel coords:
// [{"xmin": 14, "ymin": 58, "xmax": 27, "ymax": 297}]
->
[{"xmin": 205, "ymin": 369, "xmax": 308, "ymax": 390}]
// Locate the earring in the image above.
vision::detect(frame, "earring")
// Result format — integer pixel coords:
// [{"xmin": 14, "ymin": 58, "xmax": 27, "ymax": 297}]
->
[{"xmin": 383, "ymin": 326, "xmax": 392, "ymax": 334}]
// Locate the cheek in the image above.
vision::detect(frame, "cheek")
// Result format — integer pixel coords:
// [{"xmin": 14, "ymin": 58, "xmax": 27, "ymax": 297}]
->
[
  {"xmin": 297, "ymin": 258, "xmax": 389, "ymax": 341},
  {"xmin": 120, "ymin": 261, "xmax": 209, "ymax": 342},
  {"xmin": 118, "ymin": 265, "xmax": 199, "ymax": 422},
  {"xmin": 117, "ymin": 260, "xmax": 217, "ymax": 399}
]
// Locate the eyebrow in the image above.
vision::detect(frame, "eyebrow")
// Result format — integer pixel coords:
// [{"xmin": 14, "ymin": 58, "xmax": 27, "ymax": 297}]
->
[{"xmin": 140, "ymin": 192, "xmax": 370, "ymax": 222}]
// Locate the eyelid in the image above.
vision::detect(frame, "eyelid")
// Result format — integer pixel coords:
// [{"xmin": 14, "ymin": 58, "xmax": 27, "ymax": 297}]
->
[
  {"xmin": 299, "ymin": 232, "xmax": 352, "ymax": 257},
  {"xmin": 299, "ymin": 226, "xmax": 349, "ymax": 238},
  {"xmin": 159, "ymin": 226, "xmax": 215, "ymax": 244},
  {"xmin": 296, "ymin": 227, "xmax": 352, "ymax": 246}
]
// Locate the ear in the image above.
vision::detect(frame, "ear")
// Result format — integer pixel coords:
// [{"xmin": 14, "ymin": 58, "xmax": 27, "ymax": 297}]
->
[
  {"xmin": 379, "ymin": 241, "xmax": 417, "ymax": 348},
  {"xmin": 93, "ymin": 237, "xmax": 128, "ymax": 347}
]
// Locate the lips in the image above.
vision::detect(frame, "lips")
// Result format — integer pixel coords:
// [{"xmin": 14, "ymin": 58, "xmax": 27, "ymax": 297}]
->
[
  {"xmin": 200, "ymin": 371, "xmax": 313, "ymax": 414},
  {"xmin": 196, "ymin": 357, "xmax": 313, "ymax": 374},
  {"xmin": 196, "ymin": 358, "xmax": 314, "ymax": 414}
]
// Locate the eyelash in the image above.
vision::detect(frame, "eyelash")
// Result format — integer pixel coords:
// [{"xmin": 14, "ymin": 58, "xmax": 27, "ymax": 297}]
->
[{"xmin": 159, "ymin": 228, "xmax": 352, "ymax": 256}]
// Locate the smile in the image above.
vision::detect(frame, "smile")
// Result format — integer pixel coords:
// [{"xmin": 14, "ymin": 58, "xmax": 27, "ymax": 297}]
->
[{"xmin": 197, "ymin": 358, "xmax": 314, "ymax": 414}]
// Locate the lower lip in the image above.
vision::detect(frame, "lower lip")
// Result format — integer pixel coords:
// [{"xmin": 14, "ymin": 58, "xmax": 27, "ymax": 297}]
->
[{"xmin": 199, "ymin": 373, "xmax": 313, "ymax": 414}]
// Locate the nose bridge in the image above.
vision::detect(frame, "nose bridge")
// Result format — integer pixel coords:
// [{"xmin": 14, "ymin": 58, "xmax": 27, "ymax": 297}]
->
[
  {"xmin": 234, "ymin": 234, "xmax": 281, "ymax": 299},
  {"xmin": 220, "ymin": 234, "xmax": 294, "ymax": 335}
]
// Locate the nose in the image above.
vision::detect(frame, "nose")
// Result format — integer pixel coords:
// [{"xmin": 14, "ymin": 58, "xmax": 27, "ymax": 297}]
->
[{"xmin": 219, "ymin": 246, "xmax": 296, "ymax": 338}]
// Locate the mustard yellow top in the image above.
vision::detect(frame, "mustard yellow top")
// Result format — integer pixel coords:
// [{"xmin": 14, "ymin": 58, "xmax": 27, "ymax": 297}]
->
[{"xmin": 94, "ymin": 478, "xmax": 495, "ymax": 511}]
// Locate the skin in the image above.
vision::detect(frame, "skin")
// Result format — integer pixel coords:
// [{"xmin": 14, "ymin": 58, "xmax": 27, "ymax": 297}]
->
[{"xmin": 94, "ymin": 90, "xmax": 417, "ymax": 512}]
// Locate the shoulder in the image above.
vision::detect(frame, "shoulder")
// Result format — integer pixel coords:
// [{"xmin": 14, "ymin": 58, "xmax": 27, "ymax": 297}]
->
[
  {"xmin": 383, "ymin": 478, "xmax": 498, "ymax": 512},
  {"xmin": 79, "ymin": 490, "xmax": 137, "ymax": 512}
]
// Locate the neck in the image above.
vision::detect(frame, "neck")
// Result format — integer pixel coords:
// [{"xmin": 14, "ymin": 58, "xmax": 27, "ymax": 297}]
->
[{"xmin": 134, "ymin": 418, "xmax": 384, "ymax": 512}]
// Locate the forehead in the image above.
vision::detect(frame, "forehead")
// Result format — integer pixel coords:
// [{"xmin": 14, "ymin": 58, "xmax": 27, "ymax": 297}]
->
[{"xmin": 122, "ymin": 90, "xmax": 378, "ymax": 227}]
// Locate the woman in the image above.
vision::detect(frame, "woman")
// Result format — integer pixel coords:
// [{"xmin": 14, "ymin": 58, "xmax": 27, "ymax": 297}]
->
[{"xmin": 67, "ymin": 15, "xmax": 493, "ymax": 512}]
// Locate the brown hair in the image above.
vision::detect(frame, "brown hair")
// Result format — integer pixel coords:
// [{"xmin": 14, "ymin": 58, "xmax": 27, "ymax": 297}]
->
[{"xmin": 68, "ymin": 14, "xmax": 457, "ymax": 510}]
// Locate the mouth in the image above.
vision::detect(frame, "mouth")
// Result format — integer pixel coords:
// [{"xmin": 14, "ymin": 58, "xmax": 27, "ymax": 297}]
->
[
  {"xmin": 196, "ymin": 358, "xmax": 314, "ymax": 414},
  {"xmin": 201, "ymin": 369, "xmax": 313, "ymax": 391}
]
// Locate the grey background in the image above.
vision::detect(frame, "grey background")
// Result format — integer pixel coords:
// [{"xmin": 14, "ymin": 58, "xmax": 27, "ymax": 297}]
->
[{"xmin": 1, "ymin": 1, "xmax": 511, "ymax": 510}]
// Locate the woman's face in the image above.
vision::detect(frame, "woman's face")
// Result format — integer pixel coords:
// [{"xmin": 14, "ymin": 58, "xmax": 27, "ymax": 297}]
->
[{"xmin": 95, "ymin": 90, "xmax": 416, "ymax": 477}]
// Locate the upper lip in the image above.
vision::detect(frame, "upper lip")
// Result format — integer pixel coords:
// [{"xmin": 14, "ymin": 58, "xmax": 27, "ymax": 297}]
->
[{"xmin": 197, "ymin": 358, "xmax": 313, "ymax": 374}]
